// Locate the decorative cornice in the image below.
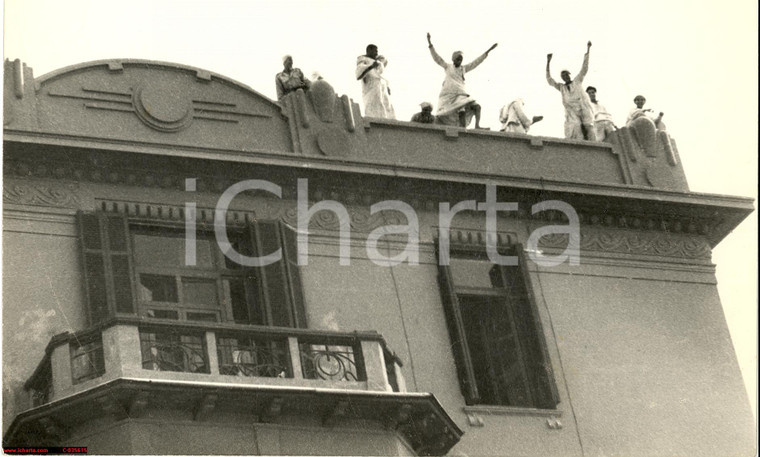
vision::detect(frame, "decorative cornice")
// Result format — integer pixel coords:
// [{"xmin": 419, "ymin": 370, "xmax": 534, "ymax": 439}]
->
[
  {"xmin": 538, "ymin": 230, "xmax": 712, "ymax": 259},
  {"xmin": 3, "ymin": 151, "xmax": 742, "ymax": 245}
]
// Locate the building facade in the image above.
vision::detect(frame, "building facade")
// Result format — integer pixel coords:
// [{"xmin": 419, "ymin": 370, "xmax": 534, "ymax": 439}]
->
[{"xmin": 2, "ymin": 58, "xmax": 755, "ymax": 455}]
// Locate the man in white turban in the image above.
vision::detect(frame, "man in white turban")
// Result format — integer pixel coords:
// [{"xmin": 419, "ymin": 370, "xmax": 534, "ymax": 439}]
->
[
  {"xmin": 355, "ymin": 44, "xmax": 396, "ymax": 119},
  {"xmin": 426, "ymin": 33, "xmax": 497, "ymax": 129},
  {"xmin": 275, "ymin": 55, "xmax": 311, "ymax": 101}
]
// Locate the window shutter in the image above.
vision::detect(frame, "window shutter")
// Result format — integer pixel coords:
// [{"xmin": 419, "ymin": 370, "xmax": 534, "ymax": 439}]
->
[
  {"xmin": 77, "ymin": 211, "xmax": 136, "ymax": 325},
  {"xmin": 280, "ymin": 223, "xmax": 307, "ymax": 328},
  {"xmin": 514, "ymin": 247, "xmax": 560, "ymax": 408},
  {"xmin": 250, "ymin": 220, "xmax": 298, "ymax": 328},
  {"xmin": 438, "ymin": 264, "xmax": 480, "ymax": 404}
]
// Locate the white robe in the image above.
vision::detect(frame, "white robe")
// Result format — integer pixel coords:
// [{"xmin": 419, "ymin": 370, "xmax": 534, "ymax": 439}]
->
[
  {"xmin": 499, "ymin": 99, "xmax": 533, "ymax": 133},
  {"xmin": 429, "ymin": 46, "xmax": 488, "ymax": 126},
  {"xmin": 355, "ymin": 55, "xmax": 395, "ymax": 119}
]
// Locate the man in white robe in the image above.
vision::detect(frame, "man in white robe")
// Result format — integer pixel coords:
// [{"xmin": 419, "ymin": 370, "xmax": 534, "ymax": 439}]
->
[
  {"xmin": 546, "ymin": 41, "xmax": 596, "ymax": 141},
  {"xmin": 499, "ymin": 98, "xmax": 543, "ymax": 133},
  {"xmin": 355, "ymin": 44, "xmax": 395, "ymax": 119},
  {"xmin": 427, "ymin": 33, "xmax": 497, "ymax": 129}
]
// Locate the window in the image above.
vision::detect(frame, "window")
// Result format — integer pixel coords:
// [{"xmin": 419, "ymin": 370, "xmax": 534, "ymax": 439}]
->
[
  {"xmin": 77, "ymin": 212, "xmax": 305, "ymax": 328},
  {"xmin": 438, "ymin": 246, "xmax": 558, "ymax": 409}
]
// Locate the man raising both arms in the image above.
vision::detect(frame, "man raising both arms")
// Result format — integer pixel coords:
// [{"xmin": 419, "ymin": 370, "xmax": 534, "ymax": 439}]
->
[
  {"xmin": 427, "ymin": 33, "xmax": 497, "ymax": 129},
  {"xmin": 546, "ymin": 41, "xmax": 596, "ymax": 141}
]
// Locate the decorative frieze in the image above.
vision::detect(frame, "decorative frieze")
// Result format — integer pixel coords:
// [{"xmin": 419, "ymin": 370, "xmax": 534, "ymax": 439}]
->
[
  {"xmin": 538, "ymin": 230, "xmax": 711, "ymax": 259},
  {"xmin": 3, "ymin": 182, "xmax": 81, "ymax": 208},
  {"xmin": 4, "ymin": 155, "xmax": 722, "ymax": 242}
]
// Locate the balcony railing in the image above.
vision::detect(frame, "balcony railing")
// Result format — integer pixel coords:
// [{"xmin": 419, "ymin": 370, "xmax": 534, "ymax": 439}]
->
[{"xmin": 25, "ymin": 317, "xmax": 405, "ymax": 407}]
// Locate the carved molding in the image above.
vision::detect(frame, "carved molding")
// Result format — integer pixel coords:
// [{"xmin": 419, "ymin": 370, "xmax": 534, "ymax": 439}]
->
[
  {"xmin": 97, "ymin": 198, "xmax": 399, "ymax": 233},
  {"xmin": 538, "ymin": 230, "xmax": 711, "ymax": 259},
  {"xmin": 3, "ymin": 182, "xmax": 81, "ymax": 208},
  {"xmin": 47, "ymin": 83, "xmax": 271, "ymax": 132}
]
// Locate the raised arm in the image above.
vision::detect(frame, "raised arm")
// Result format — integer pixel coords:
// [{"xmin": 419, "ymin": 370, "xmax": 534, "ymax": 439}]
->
[
  {"xmin": 463, "ymin": 43, "xmax": 497, "ymax": 73},
  {"xmin": 546, "ymin": 53, "xmax": 560, "ymax": 89},
  {"xmin": 427, "ymin": 33, "xmax": 447, "ymax": 68},
  {"xmin": 576, "ymin": 41, "xmax": 591, "ymax": 82}
]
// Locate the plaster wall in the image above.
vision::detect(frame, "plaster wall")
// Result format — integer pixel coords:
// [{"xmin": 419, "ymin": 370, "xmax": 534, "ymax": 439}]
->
[
  {"xmin": 2, "ymin": 222, "xmax": 84, "ymax": 432},
  {"xmin": 535, "ymin": 261, "xmax": 756, "ymax": 457}
]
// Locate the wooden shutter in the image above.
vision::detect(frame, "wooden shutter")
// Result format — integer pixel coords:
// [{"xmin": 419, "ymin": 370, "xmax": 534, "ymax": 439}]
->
[
  {"xmin": 513, "ymin": 247, "xmax": 560, "ymax": 408},
  {"xmin": 250, "ymin": 220, "xmax": 297, "ymax": 328},
  {"xmin": 437, "ymin": 264, "xmax": 480, "ymax": 404},
  {"xmin": 280, "ymin": 222, "xmax": 307, "ymax": 328},
  {"xmin": 77, "ymin": 211, "xmax": 136, "ymax": 325}
]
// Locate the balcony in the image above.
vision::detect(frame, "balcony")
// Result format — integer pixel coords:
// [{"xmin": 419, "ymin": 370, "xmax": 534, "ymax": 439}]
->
[{"xmin": 8, "ymin": 318, "xmax": 461, "ymax": 455}]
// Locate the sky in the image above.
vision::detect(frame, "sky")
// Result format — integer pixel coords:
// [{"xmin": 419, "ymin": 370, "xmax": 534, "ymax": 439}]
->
[{"xmin": 3, "ymin": 0, "xmax": 757, "ymax": 420}]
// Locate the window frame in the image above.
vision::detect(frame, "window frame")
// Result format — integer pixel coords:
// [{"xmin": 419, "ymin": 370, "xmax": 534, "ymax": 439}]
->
[
  {"xmin": 77, "ymin": 211, "xmax": 306, "ymax": 329},
  {"xmin": 131, "ymin": 225, "xmax": 249, "ymax": 323},
  {"xmin": 438, "ymin": 243, "xmax": 559, "ymax": 409}
]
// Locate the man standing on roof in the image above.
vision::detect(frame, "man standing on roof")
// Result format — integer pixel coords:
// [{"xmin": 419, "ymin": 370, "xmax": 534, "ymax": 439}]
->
[
  {"xmin": 546, "ymin": 42, "xmax": 596, "ymax": 141},
  {"xmin": 427, "ymin": 33, "xmax": 497, "ymax": 129},
  {"xmin": 355, "ymin": 44, "xmax": 396, "ymax": 119},
  {"xmin": 586, "ymin": 86, "xmax": 617, "ymax": 141}
]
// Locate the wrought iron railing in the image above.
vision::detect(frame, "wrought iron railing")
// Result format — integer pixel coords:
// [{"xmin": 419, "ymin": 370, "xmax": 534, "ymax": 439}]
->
[
  {"xmin": 216, "ymin": 336, "xmax": 290, "ymax": 378},
  {"xmin": 139, "ymin": 330, "xmax": 209, "ymax": 374},
  {"xmin": 24, "ymin": 319, "xmax": 406, "ymax": 408},
  {"xmin": 299, "ymin": 341, "xmax": 364, "ymax": 382}
]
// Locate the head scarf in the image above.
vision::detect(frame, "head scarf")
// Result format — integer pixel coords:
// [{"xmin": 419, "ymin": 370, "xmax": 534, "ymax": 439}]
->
[
  {"xmin": 282, "ymin": 54, "xmax": 293, "ymax": 64},
  {"xmin": 451, "ymin": 51, "xmax": 463, "ymax": 60}
]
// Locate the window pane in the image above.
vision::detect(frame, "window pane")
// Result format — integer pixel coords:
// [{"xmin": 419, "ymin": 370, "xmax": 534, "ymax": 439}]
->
[
  {"xmin": 449, "ymin": 257, "xmax": 499, "ymax": 288},
  {"xmin": 226, "ymin": 278, "xmax": 249, "ymax": 324},
  {"xmin": 147, "ymin": 309, "xmax": 179, "ymax": 319},
  {"xmin": 224, "ymin": 233, "xmax": 254, "ymax": 270},
  {"xmin": 181, "ymin": 278, "xmax": 218, "ymax": 307},
  {"xmin": 187, "ymin": 312, "xmax": 218, "ymax": 322},
  {"xmin": 139, "ymin": 274, "xmax": 178, "ymax": 302},
  {"xmin": 133, "ymin": 232, "xmax": 214, "ymax": 268}
]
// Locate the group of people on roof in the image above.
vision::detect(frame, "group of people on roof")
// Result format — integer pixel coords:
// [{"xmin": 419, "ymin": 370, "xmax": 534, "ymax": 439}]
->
[{"xmin": 274, "ymin": 35, "xmax": 666, "ymax": 143}]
